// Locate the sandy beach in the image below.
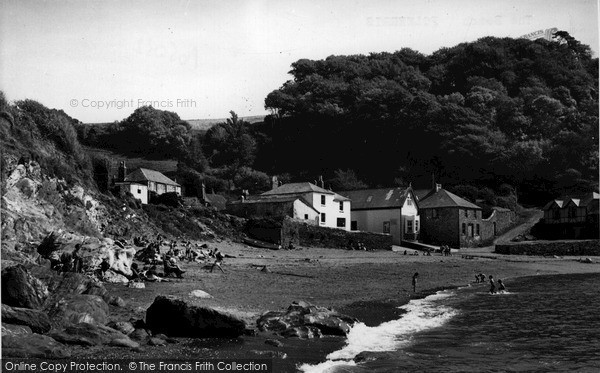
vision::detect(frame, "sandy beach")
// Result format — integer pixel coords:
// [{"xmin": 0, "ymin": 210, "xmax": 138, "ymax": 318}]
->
[{"xmin": 69, "ymin": 241, "xmax": 600, "ymax": 371}]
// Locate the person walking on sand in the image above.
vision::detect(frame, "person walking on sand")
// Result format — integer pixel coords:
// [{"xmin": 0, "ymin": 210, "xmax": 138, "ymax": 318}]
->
[
  {"xmin": 412, "ymin": 272, "xmax": 419, "ymax": 293},
  {"xmin": 211, "ymin": 249, "xmax": 225, "ymax": 273},
  {"xmin": 489, "ymin": 275, "xmax": 496, "ymax": 294}
]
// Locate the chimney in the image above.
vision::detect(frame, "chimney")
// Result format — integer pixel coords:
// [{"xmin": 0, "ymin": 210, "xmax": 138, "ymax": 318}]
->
[
  {"xmin": 436, "ymin": 183, "xmax": 442, "ymax": 192},
  {"xmin": 118, "ymin": 161, "xmax": 127, "ymax": 181},
  {"xmin": 201, "ymin": 182, "xmax": 207, "ymax": 202},
  {"xmin": 319, "ymin": 175, "xmax": 324, "ymax": 188},
  {"xmin": 272, "ymin": 176, "xmax": 278, "ymax": 190}
]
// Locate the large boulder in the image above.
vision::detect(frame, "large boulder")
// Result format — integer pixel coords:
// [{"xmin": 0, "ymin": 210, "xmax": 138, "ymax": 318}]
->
[
  {"xmin": 146, "ymin": 296, "xmax": 247, "ymax": 338},
  {"xmin": 257, "ymin": 301, "xmax": 357, "ymax": 338},
  {"xmin": 1, "ymin": 304, "xmax": 51, "ymax": 334},
  {"xmin": 48, "ymin": 322, "xmax": 134, "ymax": 347},
  {"xmin": 2, "ymin": 333, "xmax": 70, "ymax": 358},
  {"xmin": 2, "ymin": 324, "xmax": 33, "ymax": 336},
  {"xmin": 45, "ymin": 294, "xmax": 109, "ymax": 328},
  {"xmin": 1, "ymin": 265, "xmax": 49, "ymax": 309}
]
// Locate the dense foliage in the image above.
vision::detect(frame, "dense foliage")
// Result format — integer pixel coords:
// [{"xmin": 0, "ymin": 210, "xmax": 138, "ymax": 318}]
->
[
  {"xmin": 0, "ymin": 94, "xmax": 94, "ymax": 186},
  {"xmin": 258, "ymin": 33, "xmax": 598, "ymax": 203},
  {"xmin": 72, "ymin": 33, "xmax": 598, "ymax": 204}
]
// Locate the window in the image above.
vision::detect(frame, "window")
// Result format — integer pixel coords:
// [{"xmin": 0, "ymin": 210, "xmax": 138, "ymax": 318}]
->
[
  {"xmin": 321, "ymin": 195, "xmax": 326, "ymax": 205},
  {"xmin": 337, "ymin": 218, "xmax": 346, "ymax": 228},
  {"xmin": 407, "ymin": 220, "xmax": 413, "ymax": 233},
  {"xmin": 432, "ymin": 209, "xmax": 438, "ymax": 218},
  {"xmin": 468, "ymin": 223, "xmax": 474, "ymax": 237},
  {"xmin": 476, "ymin": 224, "xmax": 480, "ymax": 236},
  {"xmin": 406, "ymin": 195, "xmax": 412, "ymax": 206},
  {"xmin": 137, "ymin": 189, "xmax": 142, "ymax": 194},
  {"xmin": 415, "ymin": 220, "xmax": 419, "ymax": 232},
  {"xmin": 304, "ymin": 214, "xmax": 309, "ymax": 220},
  {"xmin": 320, "ymin": 213, "xmax": 326, "ymax": 223},
  {"xmin": 383, "ymin": 221, "xmax": 391, "ymax": 234},
  {"xmin": 351, "ymin": 221, "xmax": 358, "ymax": 231},
  {"xmin": 553, "ymin": 209, "xmax": 560, "ymax": 220},
  {"xmin": 465, "ymin": 209, "xmax": 468, "ymax": 218},
  {"xmin": 339, "ymin": 201, "xmax": 344, "ymax": 211},
  {"xmin": 568, "ymin": 207, "xmax": 577, "ymax": 218},
  {"xmin": 462, "ymin": 223, "xmax": 466, "ymax": 235}
]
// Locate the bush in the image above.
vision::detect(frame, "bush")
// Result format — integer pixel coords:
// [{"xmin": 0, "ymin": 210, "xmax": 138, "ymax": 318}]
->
[
  {"xmin": 233, "ymin": 167, "xmax": 271, "ymax": 194},
  {"xmin": 150, "ymin": 192, "xmax": 182, "ymax": 207}
]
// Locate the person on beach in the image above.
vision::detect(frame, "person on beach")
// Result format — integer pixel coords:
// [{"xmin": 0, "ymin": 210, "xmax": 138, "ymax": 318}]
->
[
  {"xmin": 412, "ymin": 272, "xmax": 419, "ymax": 292},
  {"xmin": 489, "ymin": 275, "xmax": 496, "ymax": 294},
  {"xmin": 475, "ymin": 274, "xmax": 480, "ymax": 283},
  {"xmin": 99, "ymin": 257, "xmax": 111, "ymax": 280},
  {"xmin": 498, "ymin": 279, "xmax": 506, "ymax": 292},
  {"xmin": 211, "ymin": 249, "xmax": 225, "ymax": 273}
]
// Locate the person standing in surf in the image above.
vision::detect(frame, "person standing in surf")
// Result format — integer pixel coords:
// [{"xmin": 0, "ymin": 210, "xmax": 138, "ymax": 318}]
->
[
  {"xmin": 489, "ymin": 275, "xmax": 497, "ymax": 294},
  {"xmin": 498, "ymin": 279, "xmax": 506, "ymax": 292},
  {"xmin": 412, "ymin": 272, "xmax": 419, "ymax": 292}
]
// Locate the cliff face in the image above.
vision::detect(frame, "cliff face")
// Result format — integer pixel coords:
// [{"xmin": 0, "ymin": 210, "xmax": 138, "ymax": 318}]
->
[{"xmin": 1, "ymin": 153, "xmax": 154, "ymax": 267}]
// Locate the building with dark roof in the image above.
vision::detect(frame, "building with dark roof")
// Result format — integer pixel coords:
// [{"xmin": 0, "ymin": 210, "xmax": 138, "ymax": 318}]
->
[
  {"xmin": 114, "ymin": 161, "xmax": 181, "ymax": 204},
  {"xmin": 228, "ymin": 180, "xmax": 352, "ymax": 230},
  {"xmin": 341, "ymin": 187, "xmax": 419, "ymax": 245},
  {"xmin": 540, "ymin": 192, "xmax": 599, "ymax": 239},
  {"xmin": 419, "ymin": 184, "xmax": 485, "ymax": 248}
]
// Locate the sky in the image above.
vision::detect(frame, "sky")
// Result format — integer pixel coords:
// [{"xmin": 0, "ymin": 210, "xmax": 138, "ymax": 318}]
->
[{"xmin": 1, "ymin": 0, "xmax": 598, "ymax": 123}]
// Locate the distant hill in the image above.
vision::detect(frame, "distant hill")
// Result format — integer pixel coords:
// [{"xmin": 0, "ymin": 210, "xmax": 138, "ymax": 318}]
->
[
  {"xmin": 84, "ymin": 115, "xmax": 266, "ymax": 132},
  {"xmin": 185, "ymin": 115, "xmax": 266, "ymax": 131}
]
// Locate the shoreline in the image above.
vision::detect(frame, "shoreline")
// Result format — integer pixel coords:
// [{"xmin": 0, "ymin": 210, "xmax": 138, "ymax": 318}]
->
[{"xmin": 69, "ymin": 242, "xmax": 600, "ymax": 371}]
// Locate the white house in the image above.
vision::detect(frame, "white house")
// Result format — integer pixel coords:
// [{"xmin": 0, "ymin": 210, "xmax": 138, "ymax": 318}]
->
[
  {"xmin": 115, "ymin": 182, "xmax": 149, "ymax": 204},
  {"xmin": 259, "ymin": 182, "xmax": 352, "ymax": 231},
  {"xmin": 114, "ymin": 162, "xmax": 181, "ymax": 204},
  {"xmin": 341, "ymin": 187, "xmax": 420, "ymax": 245}
]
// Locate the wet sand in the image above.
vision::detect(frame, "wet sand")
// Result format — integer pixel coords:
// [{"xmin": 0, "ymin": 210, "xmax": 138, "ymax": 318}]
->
[{"xmin": 88, "ymin": 241, "xmax": 599, "ymax": 371}]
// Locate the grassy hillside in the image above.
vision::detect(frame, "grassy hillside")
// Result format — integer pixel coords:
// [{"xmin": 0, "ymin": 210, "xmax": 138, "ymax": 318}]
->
[{"xmin": 83, "ymin": 146, "xmax": 178, "ymax": 178}]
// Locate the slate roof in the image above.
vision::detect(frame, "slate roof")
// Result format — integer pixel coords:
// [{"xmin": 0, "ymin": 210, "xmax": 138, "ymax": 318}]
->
[
  {"xmin": 125, "ymin": 168, "xmax": 180, "ymax": 186},
  {"xmin": 414, "ymin": 189, "xmax": 431, "ymax": 201},
  {"xmin": 543, "ymin": 192, "xmax": 599, "ymax": 210},
  {"xmin": 341, "ymin": 187, "xmax": 412, "ymax": 210},
  {"xmin": 205, "ymin": 193, "xmax": 227, "ymax": 211},
  {"xmin": 230, "ymin": 195, "xmax": 319, "ymax": 213},
  {"xmin": 261, "ymin": 182, "xmax": 334, "ymax": 196},
  {"xmin": 419, "ymin": 189, "xmax": 481, "ymax": 209}
]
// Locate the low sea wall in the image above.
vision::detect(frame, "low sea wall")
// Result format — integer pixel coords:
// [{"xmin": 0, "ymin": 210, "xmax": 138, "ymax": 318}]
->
[{"xmin": 495, "ymin": 239, "xmax": 600, "ymax": 256}]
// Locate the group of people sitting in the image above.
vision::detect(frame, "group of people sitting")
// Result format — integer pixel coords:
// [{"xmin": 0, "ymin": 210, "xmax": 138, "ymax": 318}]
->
[
  {"xmin": 49, "ymin": 243, "xmax": 84, "ymax": 274},
  {"xmin": 348, "ymin": 241, "xmax": 371, "ymax": 251}
]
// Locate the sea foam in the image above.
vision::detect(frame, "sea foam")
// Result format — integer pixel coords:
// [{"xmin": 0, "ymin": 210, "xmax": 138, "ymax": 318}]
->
[{"xmin": 299, "ymin": 290, "xmax": 458, "ymax": 373}]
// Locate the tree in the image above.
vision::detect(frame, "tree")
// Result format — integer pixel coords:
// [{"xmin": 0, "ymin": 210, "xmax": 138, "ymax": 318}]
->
[{"xmin": 203, "ymin": 111, "xmax": 257, "ymax": 169}]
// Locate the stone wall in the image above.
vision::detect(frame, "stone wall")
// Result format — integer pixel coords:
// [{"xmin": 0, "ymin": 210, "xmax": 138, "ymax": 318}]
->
[
  {"xmin": 227, "ymin": 200, "xmax": 294, "ymax": 219},
  {"xmin": 480, "ymin": 209, "xmax": 516, "ymax": 244},
  {"xmin": 291, "ymin": 218, "xmax": 392, "ymax": 250},
  {"xmin": 420, "ymin": 208, "xmax": 459, "ymax": 247},
  {"xmin": 495, "ymin": 239, "xmax": 600, "ymax": 256}
]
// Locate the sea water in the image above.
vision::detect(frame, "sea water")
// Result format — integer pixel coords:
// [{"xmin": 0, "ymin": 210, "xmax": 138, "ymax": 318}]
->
[{"xmin": 300, "ymin": 273, "xmax": 600, "ymax": 373}]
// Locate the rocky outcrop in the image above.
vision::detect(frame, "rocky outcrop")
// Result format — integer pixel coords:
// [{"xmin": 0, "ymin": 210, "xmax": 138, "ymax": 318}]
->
[
  {"xmin": 1, "ymin": 304, "xmax": 52, "ymax": 334},
  {"xmin": 2, "ymin": 333, "xmax": 70, "ymax": 358},
  {"xmin": 146, "ymin": 295, "xmax": 247, "ymax": 338},
  {"xmin": 48, "ymin": 322, "xmax": 134, "ymax": 347},
  {"xmin": 45, "ymin": 294, "xmax": 109, "ymax": 328},
  {"xmin": 257, "ymin": 301, "xmax": 358, "ymax": 338},
  {"xmin": 1, "ymin": 265, "xmax": 49, "ymax": 309},
  {"xmin": 2, "ymin": 324, "xmax": 33, "ymax": 336}
]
